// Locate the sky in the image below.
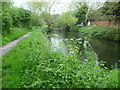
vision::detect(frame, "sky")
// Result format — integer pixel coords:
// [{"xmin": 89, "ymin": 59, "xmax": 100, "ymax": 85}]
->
[
  {"xmin": 13, "ymin": 0, "xmax": 106, "ymax": 14},
  {"xmin": 13, "ymin": 0, "xmax": 72, "ymax": 7},
  {"xmin": 13, "ymin": 0, "xmax": 72, "ymax": 14}
]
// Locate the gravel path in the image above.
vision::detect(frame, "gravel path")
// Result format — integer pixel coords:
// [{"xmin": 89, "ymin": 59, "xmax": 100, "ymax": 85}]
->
[{"xmin": 0, "ymin": 32, "xmax": 31, "ymax": 57}]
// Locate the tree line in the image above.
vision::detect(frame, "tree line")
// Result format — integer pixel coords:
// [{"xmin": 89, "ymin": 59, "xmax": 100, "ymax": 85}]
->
[
  {"xmin": 27, "ymin": 0, "xmax": 120, "ymax": 31},
  {"xmin": 1, "ymin": 2, "xmax": 45, "ymax": 34},
  {"xmin": 1, "ymin": 1, "xmax": 120, "ymax": 34}
]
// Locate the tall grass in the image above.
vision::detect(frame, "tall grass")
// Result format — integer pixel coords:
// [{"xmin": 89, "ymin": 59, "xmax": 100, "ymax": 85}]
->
[
  {"xmin": 2, "ymin": 29, "xmax": 118, "ymax": 88},
  {"xmin": 77, "ymin": 25, "xmax": 120, "ymax": 41}
]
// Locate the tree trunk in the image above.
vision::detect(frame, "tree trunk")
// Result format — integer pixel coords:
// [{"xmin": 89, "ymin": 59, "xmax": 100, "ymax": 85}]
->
[
  {"xmin": 66, "ymin": 25, "xmax": 70, "ymax": 32},
  {"xmin": 47, "ymin": 24, "xmax": 52, "ymax": 33}
]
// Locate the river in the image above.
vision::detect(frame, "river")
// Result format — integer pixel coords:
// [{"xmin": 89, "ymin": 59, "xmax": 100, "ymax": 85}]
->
[{"xmin": 48, "ymin": 29, "xmax": 120, "ymax": 69}]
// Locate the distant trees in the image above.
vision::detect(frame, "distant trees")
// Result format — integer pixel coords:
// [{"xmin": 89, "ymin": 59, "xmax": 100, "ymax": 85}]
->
[
  {"xmin": 55, "ymin": 11, "xmax": 77, "ymax": 30},
  {"xmin": 69, "ymin": 2, "xmax": 104, "ymax": 25},
  {"xmin": 87, "ymin": 1, "xmax": 120, "ymax": 25},
  {"xmin": 88, "ymin": 9, "xmax": 108, "ymax": 21},
  {"xmin": 2, "ymin": 0, "xmax": 119, "ymax": 34},
  {"xmin": 27, "ymin": 0, "xmax": 57, "ymax": 32},
  {"xmin": 31, "ymin": 12, "xmax": 45, "ymax": 26},
  {"xmin": 75, "ymin": 3, "xmax": 89, "ymax": 26},
  {"xmin": 101, "ymin": 1, "xmax": 120, "ymax": 21}
]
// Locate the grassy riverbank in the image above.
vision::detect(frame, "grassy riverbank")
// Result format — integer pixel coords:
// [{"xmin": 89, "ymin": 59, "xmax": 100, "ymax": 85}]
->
[
  {"xmin": 2, "ymin": 27, "xmax": 118, "ymax": 88},
  {"xmin": 77, "ymin": 25, "xmax": 120, "ymax": 41},
  {"xmin": 1, "ymin": 27, "xmax": 33, "ymax": 47}
]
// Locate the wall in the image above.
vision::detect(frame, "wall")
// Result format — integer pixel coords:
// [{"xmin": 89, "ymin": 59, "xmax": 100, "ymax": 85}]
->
[{"xmin": 90, "ymin": 21, "xmax": 117, "ymax": 26}]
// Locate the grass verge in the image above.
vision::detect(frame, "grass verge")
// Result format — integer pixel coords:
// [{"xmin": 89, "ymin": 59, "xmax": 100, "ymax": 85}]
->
[
  {"xmin": 2, "ymin": 28, "xmax": 119, "ymax": 88},
  {"xmin": 1, "ymin": 27, "xmax": 32, "ymax": 47},
  {"xmin": 77, "ymin": 25, "xmax": 120, "ymax": 41}
]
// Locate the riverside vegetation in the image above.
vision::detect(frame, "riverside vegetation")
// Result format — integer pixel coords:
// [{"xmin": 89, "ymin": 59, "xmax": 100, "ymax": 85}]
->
[
  {"xmin": 2, "ymin": 27, "xmax": 119, "ymax": 88},
  {"xmin": 1, "ymin": 1, "xmax": 119, "ymax": 88},
  {"xmin": 77, "ymin": 25, "xmax": 120, "ymax": 41},
  {"xmin": 1, "ymin": 27, "xmax": 32, "ymax": 47}
]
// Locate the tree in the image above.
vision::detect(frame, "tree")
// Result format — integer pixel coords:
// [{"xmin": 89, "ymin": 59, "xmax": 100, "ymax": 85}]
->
[
  {"xmin": 88, "ymin": 9, "xmax": 108, "ymax": 21},
  {"xmin": 0, "ymin": 2, "xmax": 2, "ymax": 34},
  {"xmin": 75, "ymin": 3, "xmax": 89, "ymax": 26},
  {"xmin": 71, "ymin": 2, "xmax": 104, "ymax": 25},
  {"xmin": 31, "ymin": 12, "xmax": 45, "ymax": 26},
  {"xmin": 27, "ymin": 0, "xmax": 57, "ymax": 32},
  {"xmin": 2, "ymin": 2, "xmax": 13, "ymax": 33},
  {"xmin": 2, "ymin": 1, "xmax": 33, "ymax": 34},
  {"xmin": 101, "ymin": 1, "xmax": 120, "ymax": 21},
  {"xmin": 55, "ymin": 11, "xmax": 77, "ymax": 31},
  {"xmin": 18, "ymin": 8, "xmax": 32, "ymax": 27},
  {"xmin": 10, "ymin": 7, "xmax": 32, "ymax": 27}
]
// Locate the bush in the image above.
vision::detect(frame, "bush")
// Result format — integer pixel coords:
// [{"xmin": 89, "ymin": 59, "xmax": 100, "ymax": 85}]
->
[
  {"xmin": 10, "ymin": 7, "xmax": 32, "ymax": 28},
  {"xmin": 2, "ymin": 11, "xmax": 12, "ymax": 33}
]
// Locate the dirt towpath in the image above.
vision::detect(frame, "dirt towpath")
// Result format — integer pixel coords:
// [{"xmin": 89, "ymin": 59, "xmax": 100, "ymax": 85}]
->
[{"xmin": 0, "ymin": 32, "xmax": 31, "ymax": 57}]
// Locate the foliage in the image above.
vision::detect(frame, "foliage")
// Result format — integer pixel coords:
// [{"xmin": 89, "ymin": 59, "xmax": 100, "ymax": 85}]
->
[
  {"xmin": 101, "ymin": 1, "xmax": 120, "ymax": 21},
  {"xmin": 0, "ymin": 2, "xmax": 1, "ymax": 33},
  {"xmin": 88, "ymin": 9, "xmax": 108, "ymax": 21},
  {"xmin": 10, "ymin": 7, "xmax": 32, "ymax": 27},
  {"xmin": 31, "ymin": 12, "xmax": 46, "ymax": 26},
  {"xmin": 55, "ymin": 11, "xmax": 77, "ymax": 28},
  {"xmin": 27, "ymin": 0, "xmax": 56, "ymax": 31},
  {"xmin": 70, "ymin": 2, "xmax": 104, "ymax": 24},
  {"xmin": 18, "ymin": 8, "xmax": 32, "ymax": 27},
  {"xmin": 2, "ymin": 2, "xmax": 33, "ymax": 34},
  {"xmin": 1, "ymin": 27, "xmax": 31, "ymax": 46},
  {"xmin": 1, "ymin": 1, "xmax": 13, "ymax": 11},
  {"xmin": 2, "ymin": 28, "xmax": 118, "ymax": 88},
  {"xmin": 2, "ymin": 2, "xmax": 13, "ymax": 33},
  {"xmin": 78, "ymin": 25, "xmax": 120, "ymax": 41},
  {"xmin": 75, "ymin": 3, "xmax": 89, "ymax": 25},
  {"xmin": 40, "ymin": 11, "xmax": 54, "ymax": 28}
]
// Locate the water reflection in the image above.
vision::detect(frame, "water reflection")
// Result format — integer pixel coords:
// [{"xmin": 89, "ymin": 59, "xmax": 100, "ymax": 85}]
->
[
  {"xmin": 89, "ymin": 38, "xmax": 120, "ymax": 68},
  {"xmin": 50, "ymin": 33, "xmax": 67, "ymax": 54},
  {"xmin": 48, "ymin": 29, "xmax": 119, "ymax": 69}
]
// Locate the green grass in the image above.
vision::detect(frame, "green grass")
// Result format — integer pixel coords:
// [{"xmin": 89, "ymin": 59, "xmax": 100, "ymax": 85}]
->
[
  {"xmin": 77, "ymin": 25, "xmax": 120, "ymax": 41},
  {"xmin": 0, "ymin": 27, "xmax": 32, "ymax": 47},
  {"xmin": 2, "ymin": 28, "xmax": 119, "ymax": 88}
]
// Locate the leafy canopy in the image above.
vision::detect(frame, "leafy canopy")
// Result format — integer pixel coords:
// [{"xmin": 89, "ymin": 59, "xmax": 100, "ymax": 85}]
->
[
  {"xmin": 101, "ymin": 1, "xmax": 120, "ymax": 21},
  {"xmin": 55, "ymin": 11, "xmax": 78, "ymax": 28},
  {"xmin": 75, "ymin": 3, "xmax": 89, "ymax": 25}
]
